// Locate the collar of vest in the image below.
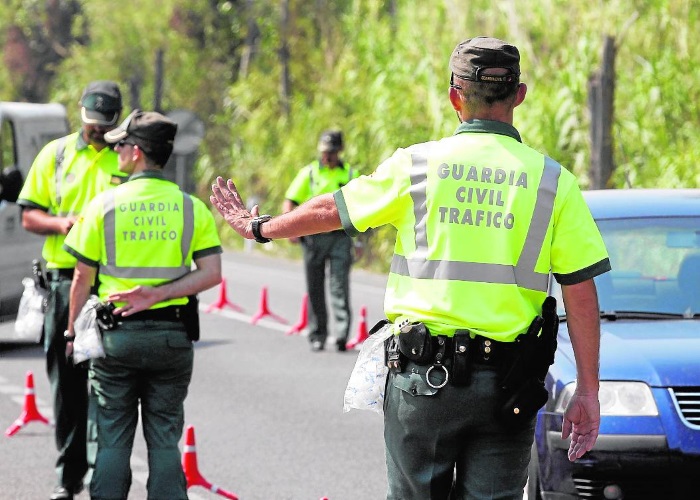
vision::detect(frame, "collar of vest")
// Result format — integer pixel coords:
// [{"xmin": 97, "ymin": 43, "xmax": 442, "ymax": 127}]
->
[
  {"xmin": 314, "ymin": 159, "xmax": 347, "ymax": 169},
  {"xmin": 453, "ymin": 119, "xmax": 522, "ymax": 143},
  {"xmin": 75, "ymin": 130, "xmax": 88, "ymax": 150},
  {"xmin": 127, "ymin": 170, "xmax": 167, "ymax": 182}
]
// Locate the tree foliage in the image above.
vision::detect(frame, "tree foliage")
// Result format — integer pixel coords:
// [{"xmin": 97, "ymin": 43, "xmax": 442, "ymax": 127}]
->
[{"xmin": 1, "ymin": 0, "xmax": 698, "ymax": 269}]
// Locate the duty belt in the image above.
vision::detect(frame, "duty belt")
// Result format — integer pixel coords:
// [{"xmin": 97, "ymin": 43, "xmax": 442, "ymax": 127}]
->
[
  {"xmin": 117, "ymin": 305, "xmax": 183, "ymax": 323},
  {"xmin": 424, "ymin": 334, "xmax": 517, "ymax": 367},
  {"xmin": 48, "ymin": 268, "xmax": 74, "ymax": 281}
]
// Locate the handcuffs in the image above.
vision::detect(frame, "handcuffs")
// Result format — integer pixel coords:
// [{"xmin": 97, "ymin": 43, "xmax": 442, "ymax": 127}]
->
[{"xmin": 426, "ymin": 336, "xmax": 449, "ymax": 389}]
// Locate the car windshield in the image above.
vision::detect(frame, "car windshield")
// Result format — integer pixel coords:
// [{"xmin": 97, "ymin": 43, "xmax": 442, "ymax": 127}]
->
[{"xmin": 552, "ymin": 216, "xmax": 700, "ymax": 319}]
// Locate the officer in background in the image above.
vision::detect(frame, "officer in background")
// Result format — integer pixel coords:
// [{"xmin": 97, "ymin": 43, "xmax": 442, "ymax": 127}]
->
[
  {"xmin": 63, "ymin": 110, "xmax": 222, "ymax": 500},
  {"xmin": 283, "ymin": 130, "xmax": 359, "ymax": 352},
  {"xmin": 211, "ymin": 36, "xmax": 610, "ymax": 499},
  {"xmin": 16, "ymin": 80, "xmax": 126, "ymax": 500}
]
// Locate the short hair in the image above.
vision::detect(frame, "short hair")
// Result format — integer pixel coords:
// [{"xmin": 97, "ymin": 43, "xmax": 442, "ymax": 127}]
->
[{"xmin": 456, "ymin": 77, "xmax": 519, "ymax": 108}]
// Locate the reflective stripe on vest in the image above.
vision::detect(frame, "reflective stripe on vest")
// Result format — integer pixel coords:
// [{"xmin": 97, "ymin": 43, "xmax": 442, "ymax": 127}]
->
[
  {"xmin": 389, "ymin": 149, "xmax": 561, "ymax": 292},
  {"xmin": 101, "ymin": 190, "xmax": 195, "ymax": 279}
]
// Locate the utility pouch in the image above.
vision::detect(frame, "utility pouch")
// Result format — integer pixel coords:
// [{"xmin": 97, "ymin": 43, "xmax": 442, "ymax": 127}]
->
[
  {"xmin": 451, "ymin": 332, "xmax": 472, "ymax": 386},
  {"xmin": 94, "ymin": 302, "xmax": 117, "ymax": 331},
  {"xmin": 397, "ymin": 322, "xmax": 433, "ymax": 365},
  {"xmin": 386, "ymin": 335, "xmax": 403, "ymax": 373},
  {"xmin": 497, "ymin": 377, "xmax": 548, "ymax": 429},
  {"xmin": 182, "ymin": 295, "xmax": 200, "ymax": 341}
]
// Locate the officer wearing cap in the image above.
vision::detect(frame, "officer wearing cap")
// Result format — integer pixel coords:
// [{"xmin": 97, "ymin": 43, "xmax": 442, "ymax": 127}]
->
[
  {"xmin": 16, "ymin": 80, "xmax": 127, "ymax": 500},
  {"xmin": 63, "ymin": 110, "xmax": 222, "ymax": 500},
  {"xmin": 283, "ymin": 130, "xmax": 359, "ymax": 352},
  {"xmin": 212, "ymin": 36, "xmax": 610, "ymax": 499}
]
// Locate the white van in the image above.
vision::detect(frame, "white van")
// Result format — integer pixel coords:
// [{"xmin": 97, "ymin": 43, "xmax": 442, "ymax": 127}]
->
[{"xmin": 0, "ymin": 102, "xmax": 69, "ymax": 343}]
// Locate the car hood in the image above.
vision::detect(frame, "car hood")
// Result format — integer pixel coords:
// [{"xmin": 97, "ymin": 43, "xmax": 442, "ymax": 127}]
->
[{"xmin": 559, "ymin": 319, "xmax": 700, "ymax": 387}]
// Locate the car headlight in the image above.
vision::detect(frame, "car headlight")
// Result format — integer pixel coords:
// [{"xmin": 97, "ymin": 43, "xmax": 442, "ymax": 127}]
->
[{"xmin": 554, "ymin": 381, "xmax": 658, "ymax": 416}]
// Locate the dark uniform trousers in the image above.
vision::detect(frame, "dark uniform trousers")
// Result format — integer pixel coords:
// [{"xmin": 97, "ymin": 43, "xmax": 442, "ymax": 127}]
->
[
  {"xmin": 383, "ymin": 362, "xmax": 536, "ymax": 500},
  {"xmin": 87, "ymin": 319, "xmax": 193, "ymax": 500},
  {"xmin": 45, "ymin": 274, "xmax": 89, "ymax": 491},
  {"xmin": 301, "ymin": 231, "xmax": 353, "ymax": 345}
]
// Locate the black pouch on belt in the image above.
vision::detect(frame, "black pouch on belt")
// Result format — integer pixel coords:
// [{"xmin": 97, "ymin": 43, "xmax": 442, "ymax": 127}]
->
[
  {"xmin": 451, "ymin": 332, "xmax": 472, "ymax": 386},
  {"xmin": 397, "ymin": 322, "xmax": 433, "ymax": 365},
  {"xmin": 498, "ymin": 377, "xmax": 549, "ymax": 429},
  {"xmin": 182, "ymin": 295, "xmax": 200, "ymax": 341}
]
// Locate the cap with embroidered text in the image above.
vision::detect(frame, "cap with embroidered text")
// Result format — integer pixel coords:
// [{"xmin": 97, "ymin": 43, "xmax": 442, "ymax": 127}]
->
[{"xmin": 449, "ymin": 37, "xmax": 520, "ymax": 83}]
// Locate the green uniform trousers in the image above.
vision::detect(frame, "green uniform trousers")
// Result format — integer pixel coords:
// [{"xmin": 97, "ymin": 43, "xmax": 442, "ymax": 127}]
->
[
  {"xmin": 301, "ymin": 231, "xmax": 353, "ymax": 346},
  {"xmin": 383, "ymin": 362, "xmax": 535, "ymax": 500},
  {"xmin": 45, "ymin": 276, "xmax": 89, "ymax": 492},
  {"xmin": 87, "ymin": 320, "xmax": 193, "ymax": 500}
]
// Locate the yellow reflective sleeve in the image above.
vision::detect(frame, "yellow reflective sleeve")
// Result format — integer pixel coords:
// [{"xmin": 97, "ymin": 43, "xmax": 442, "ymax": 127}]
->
[
  {"xmin": 191, "ymin": 196, "xmax": 222, "ymax": 257},
  {"xmin": 339, "ymin": 148, "xmax": 413, "ymax": 233},
  {"xmin": 549, "ymin": 170, "xmax": 609, "ymax": 277},
  {"xmin": 16, "ymin": 139, "xmax": 60, "ymax": 211}
]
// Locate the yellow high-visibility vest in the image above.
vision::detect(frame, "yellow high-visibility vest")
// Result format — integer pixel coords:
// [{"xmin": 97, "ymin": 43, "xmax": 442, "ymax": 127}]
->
[
  {"xmin": 336, "ymin": 120, "xmax": 610, "ymax": 341},
  {"xmin": 64, "ymin": 171, "xmax": 222, "ymax": 309}
]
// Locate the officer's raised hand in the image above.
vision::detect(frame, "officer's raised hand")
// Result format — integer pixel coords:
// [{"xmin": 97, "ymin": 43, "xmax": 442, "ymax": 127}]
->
[{"xmin": 210, "ymin": 176, "xmax": 259, "ymax": 240}]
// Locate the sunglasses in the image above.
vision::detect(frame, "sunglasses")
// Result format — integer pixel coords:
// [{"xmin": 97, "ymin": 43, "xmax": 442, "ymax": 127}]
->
[{"xmin": 116, "ymin": 139, "xmax": 135, "ymax": 148}]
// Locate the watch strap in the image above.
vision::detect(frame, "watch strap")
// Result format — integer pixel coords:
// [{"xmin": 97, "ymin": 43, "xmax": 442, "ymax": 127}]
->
[{"xmin": 251, "ymin": 215, "xmax": 272, "ymax": 243}]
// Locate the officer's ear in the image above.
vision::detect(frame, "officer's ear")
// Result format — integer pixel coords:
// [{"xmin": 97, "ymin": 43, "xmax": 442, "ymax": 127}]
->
[
  {"xmin": 514, "ymin": 82, "xmax": 527, "ymax": 108},
  {"xmin": 449, "ymin": 86, "xmax": 463, "ymax": 113}
]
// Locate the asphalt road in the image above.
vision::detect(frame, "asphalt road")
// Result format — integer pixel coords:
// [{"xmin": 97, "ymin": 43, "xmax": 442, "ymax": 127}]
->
[{"xmin": 0, "ymin": 249, "xmax": 390, "ymax": 500}]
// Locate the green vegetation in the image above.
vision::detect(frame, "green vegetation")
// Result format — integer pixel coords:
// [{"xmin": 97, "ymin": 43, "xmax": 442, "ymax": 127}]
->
[{"xmin": 2, "ymin": 0, "xmax": 698, "ymax": 271}]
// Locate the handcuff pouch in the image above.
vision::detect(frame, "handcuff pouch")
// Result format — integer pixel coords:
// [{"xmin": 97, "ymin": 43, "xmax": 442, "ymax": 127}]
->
[{"xmin": 398, "ymin": 322, "xmax": 433, "ymax": 365}]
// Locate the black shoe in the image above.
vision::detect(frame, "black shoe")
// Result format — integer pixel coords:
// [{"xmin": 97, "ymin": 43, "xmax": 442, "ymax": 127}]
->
[
  {"xmin": 336, "ymin": 341, "xmax": 347, "ymax": 352},
  {"xmin": 50, "ymin": 486, "xmax": 73, "ymax": 500},
  {"xmin": 311, "ymin": 340, "xmax": 325, "ymax": 351}
]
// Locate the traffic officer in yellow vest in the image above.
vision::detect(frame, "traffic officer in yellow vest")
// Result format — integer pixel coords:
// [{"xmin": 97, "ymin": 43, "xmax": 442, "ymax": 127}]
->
[
  {"xmin": 16, "ymin": 80, "xmax": 126, "ymax": 500},
  {"xmin": 63, "ymin": 110, "xmax": 222, "ymax": 500},
  {"xmin": 283, "ymin": 130, "xmax": 360, "ymax": 351},
  {"xmin": 211, "ymin": 36, "xmax": 610, "ymax": 499}
]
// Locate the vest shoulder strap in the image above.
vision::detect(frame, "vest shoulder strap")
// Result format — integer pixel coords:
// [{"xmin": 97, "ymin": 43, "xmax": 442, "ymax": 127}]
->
[{"xmin": 54, "ymin": 136, "xmax": 68, "ymax": 206}]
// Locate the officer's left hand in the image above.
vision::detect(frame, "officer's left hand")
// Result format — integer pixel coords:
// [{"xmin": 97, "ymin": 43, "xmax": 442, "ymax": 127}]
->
[
  {"xmin": 210, "ymin": 177, "xmax": 259, "ymax": 240},
  {"xmin": 108, "ymin": 285, "xmax": 161, "ymax": 316}
]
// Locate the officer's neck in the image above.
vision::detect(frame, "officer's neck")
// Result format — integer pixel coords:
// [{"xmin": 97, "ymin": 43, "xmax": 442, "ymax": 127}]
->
[{"xmin": 461, "ymin": 108, "xmax": 514, "ymax": 125}]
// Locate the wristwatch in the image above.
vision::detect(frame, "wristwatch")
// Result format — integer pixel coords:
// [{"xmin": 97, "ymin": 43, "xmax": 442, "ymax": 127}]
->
[
  {"xmin": 251, "ymin": 215, "xmax": 273, "ymax": 244},
  {"xmin": 64, "ymin": 330, "xmax": 75, "ymax": 341}
]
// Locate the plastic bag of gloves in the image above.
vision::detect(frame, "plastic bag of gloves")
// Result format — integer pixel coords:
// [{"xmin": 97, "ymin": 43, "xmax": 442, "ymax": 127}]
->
[
  {"xmin": 72, "ymin": 295, "xmax": 105, "ymax": 364},
  {"xmin": 14, "ymin": 278, "xmax": 46, "ymax": 342},
  {"xmin": 343, "ymin": 323, "xmax": 393, "ymax": 414}
]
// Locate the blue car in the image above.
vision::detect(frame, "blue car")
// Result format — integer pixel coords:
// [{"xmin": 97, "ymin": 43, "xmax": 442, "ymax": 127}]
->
[{"xmin": 528, "ymin": 189, "xmax": 700, "ymax": 500}]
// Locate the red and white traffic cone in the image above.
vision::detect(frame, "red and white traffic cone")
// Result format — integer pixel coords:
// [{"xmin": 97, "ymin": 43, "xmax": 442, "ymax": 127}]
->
[
  {"xmin": 286, "ymin": 293, "xmax": 308, "ymax": 335},
  {"xmin": 250, "ymin": 286, "xmax": 288, "ymax": 325},
  {"xmin": 5, "ymin": 371, "xmax": 51, "ymax": 437},
  {"xmin": 182, "ymin": 425, "xmax": 238, "ymax": 499},
  {"xmin": 205, "ymin": 278, "xmax": 244, "ymax": 313},
  {"xmin": 345, "ymin": 305, "xmax": 369, "ymax": 350}
]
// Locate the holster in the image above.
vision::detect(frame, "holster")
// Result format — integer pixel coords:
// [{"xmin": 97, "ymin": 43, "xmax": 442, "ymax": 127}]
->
[
  {"xmin": 497, "ymin": 377, "xmax": 549, "ymax": 428},
  {"xmin": 397, "ymin": 322, "xmax": 433, "ymax": 365},
  {"xmin": 450, "ymin": 332, "xmax": 472, "ymax": 386},
  {"xmin": 496, "ymin": 296, "xmax": 560, "ymax": 429},
  {"xmin": 182, "ymin": 295, "xmax": 200, "ymax": 341}
]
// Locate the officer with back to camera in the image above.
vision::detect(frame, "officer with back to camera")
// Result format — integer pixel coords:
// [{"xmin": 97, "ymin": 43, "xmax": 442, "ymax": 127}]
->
[
  {"xmin": 211, "ymin": 36, "xmax": 610, "ymax": 499},
  {"xmin": 16, "ymin": 80, "xmax": 126, "ymax": 500},
  {"xmin": 63, "ymin": 110, "xmax": 222, "ymax": 500}
]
